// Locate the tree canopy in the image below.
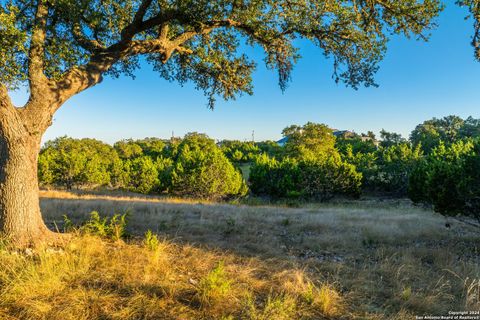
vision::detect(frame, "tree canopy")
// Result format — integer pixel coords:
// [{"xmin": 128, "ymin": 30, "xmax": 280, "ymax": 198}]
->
[{"xmin": 0, "ymin": 0, "xmax": 443, "ymax": 110}]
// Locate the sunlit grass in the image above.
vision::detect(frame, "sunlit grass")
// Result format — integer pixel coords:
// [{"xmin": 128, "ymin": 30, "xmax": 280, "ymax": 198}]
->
[
  {"xmin": 0, "ymin": 233, "xmax": 346, "ymax": 319},
  {"xmin": 33, "ymin": 190, "xmax": 480, "ymax": 318}
]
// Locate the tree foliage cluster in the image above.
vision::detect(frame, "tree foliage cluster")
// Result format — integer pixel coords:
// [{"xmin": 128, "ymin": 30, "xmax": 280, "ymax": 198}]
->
[
  {"xmin": 408, "ymin": 139, "xmax": 480, "ymax": 220},
  {"xmin": 340, "ymin": 115, "xmax": 480, "ymax": 220},
  {"xmin": 249, "ymin": 123, "xmax": 362, "ymax": 200},
  {"xmin": 39, "ymin": 134, "xmax": 246, "ymax": 199}
]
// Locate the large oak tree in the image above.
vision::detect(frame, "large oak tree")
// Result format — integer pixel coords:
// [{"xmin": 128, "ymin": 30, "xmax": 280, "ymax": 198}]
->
[{"xmin": 0, "ymin": 0, "xmax": 443, "ymax": 246}]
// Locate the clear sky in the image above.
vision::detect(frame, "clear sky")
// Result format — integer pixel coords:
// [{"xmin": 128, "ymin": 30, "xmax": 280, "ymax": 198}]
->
[{"xmin": 10, "ymin": 3, "xmax": 480, "ymax": 144}]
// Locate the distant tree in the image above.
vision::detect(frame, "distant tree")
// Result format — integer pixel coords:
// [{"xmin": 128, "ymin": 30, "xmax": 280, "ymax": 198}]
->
[
  {"xmin": 459, "ymin": 116, "xmax": 480, "ymax": 138},
  {"xmin": 410, "ymin": 115, "xmax": 465, "ymax": 152},
  {"xmin": 283, "ymin": 122, "xmax": 336, "ymax": 158},
  {"xmin": 135, "ymin": 138, "xmax": 167, "ymax": 158},
  {"xmin": 249, "ymin": 153, "xmax": 361, "ymax": 200},
  {"xmin": 219, "ymin": 140, "xmax": 260, "ymax": 163},
  {"xmin": 336, "ymin": 135, "xmax": 377, "ymax": 155},
  {"xmin": 342, "ymin": 147, "xmax": 378, "ymax": 191},
  {"xmin": 379, "ymin": 129, "xmax": 406, "ymax": 148},
  {"xmin": 0, "ymin": 0, "xmax": 443, "ymax": 244},
  {"xmin": 114, "ymin": 140, "xmax": 144, "ymax": 159},
  {"xmin": 366, "ymin": 131, "xmax": 377, "ymax": 141},
  {"xmin": 371, "ymin": 143, "xmax": 423, "ymax": 195},
  {"xmin": 256, "ymin": 141, "xmax": 283, "ymax": 159},
  {"xmin": 409, "ymin": 139, "xmax": 480, "ymax": 221}
]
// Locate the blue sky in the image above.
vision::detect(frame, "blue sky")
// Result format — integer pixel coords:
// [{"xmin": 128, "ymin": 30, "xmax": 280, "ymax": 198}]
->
[{"xmin": 11, "ymin": 3, "xmax": 480, "ymax": 144}]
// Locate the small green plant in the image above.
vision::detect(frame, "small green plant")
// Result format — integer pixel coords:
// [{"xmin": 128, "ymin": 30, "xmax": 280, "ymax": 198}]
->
[
  {"xmin": 315, "ymin": 284, "xmax": 343, "ymax": 316},
  {"xmin": 302, "ymin": 282, "xmax": 315, "ymax": 304},
  {"xmin": 197, "ymin": 261, "xmax": 232, "ymax": 306},
  {"xmin": 63, "ymin": 214, "xmax": 74, "ymax": 232},
  {"xmin": 401, "ymin": 286, "xmax": 412, "ymax": 301},
  {"xmin": 244, "ymin": 293, "xmax": 297, "ymax": 320},
  {"xmin": 65, "ymin": 211, "xmax": 129, "ymax": 240},
  {"xmin": 109, "ymin": 213, "xmax": 128, "ymax": 241},
  {"xmin": 143, "ymin": 230, "xmax": 160, "ymax": 251}
]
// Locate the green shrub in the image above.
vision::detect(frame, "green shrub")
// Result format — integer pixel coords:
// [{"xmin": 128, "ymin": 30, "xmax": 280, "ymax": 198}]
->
[
  {"xmin": 299, "ymin": 155, "xmax": 362, "ymax": 200},
  {"xmin": 170, "ymin": 133, "xmax": 247, "ymax": 199},
  {"xmin": 38, "ymin": 137, "xmax": 121, "ymax": 189},
  {"xmin": 66, "ymin": 211, "xmax": 129, "ymax": 240},
  {"xmin": 408, "ymin": 139, "xmax": 480, "ymax": 220},
  {"xmin": 196, "ymin": 261, "xmax": 232, "ymax": 306},
  {"xmin": 249, "ymin": 155, "xmax": 299, "ymax": 197},
  {"xmin": 249, "ymin": 154, "xmax": 361, "ymax": 200},
  {"xmin": 220, "ymin": 140, "xmax": 260, "ymax": 163},
  {"xmin": 123, "ymin": 156, "xmax": 160, "ymax": 194},
  {"xmin": 344, "ymin": 143, "xmax": 422, "ymax": 196}
]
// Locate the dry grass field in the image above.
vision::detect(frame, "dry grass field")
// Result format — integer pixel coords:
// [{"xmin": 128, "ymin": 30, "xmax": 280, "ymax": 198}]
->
[{"xmin": 0, "ymin": 190, "xmax": 478, "ymax": 319}]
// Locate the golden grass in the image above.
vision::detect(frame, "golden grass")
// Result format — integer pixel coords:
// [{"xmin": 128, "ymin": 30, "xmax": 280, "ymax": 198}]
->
[
  {"xmin": 40, "ymin": 189, "xmax": 215, "ymax": 205},
  {"xmin": 11, "ymin": 189, "xmax": 477, "ymax": 318},
  {"xmin": 0, "ymin": 235, "xmax": 343, "ymax": 319}
]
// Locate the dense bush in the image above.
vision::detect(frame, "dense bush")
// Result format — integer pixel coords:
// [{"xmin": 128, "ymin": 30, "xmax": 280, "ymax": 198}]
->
[
  {"xmin": 123, "ymin": 156, "xmax": 161, "ymax": 194},
  {"xmin": 249, "ymin": 155, "xmax": 300, "ymax": 197},
  {"xmin": 298, "ymin": 155, "xmax": 362, "ymax": 200},
  {"xmin": 39, "ymin": 134, "xmax": 245, "ymax": 199},
  {"xmin": 169, "ymin": 133, "xmax": 247, "ymax": 199},
  {"xmin": 341, "ymin": 142, "xmax": 422, "ymax": 196},
  {"xmin": 39, "ymin": 137, "xmax": 121, "ymax": 189},
  {"xmin": 219, "ymin": 140, "xmax": 260, "ymax": 163},
  {"xmin": 410, "ymin": 115, "xmax": 480, "ymax": 154},
  {"xmin": 249, "ymin": 154, "xmax": 361, "ymax": 200},
  {"xmin": 408, "ymin": 140, "xmax": 480, "ymax": 220},
  {"xmin": 369, "ymin": 144, "xmax": 422, "ymax": 195},
  {"xmin": 282, "ymin": 122, "xmax": 336, "ymax": 158}
]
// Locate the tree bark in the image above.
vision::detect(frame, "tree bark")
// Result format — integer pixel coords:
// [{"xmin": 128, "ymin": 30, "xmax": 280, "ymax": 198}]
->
[
  {"xmin": 0, "ymin": 85, "xmax": 62, "ymax": 247},
  {"xmin": 0, "ymin": 130, "xmax": 57, "ymax": 247}
]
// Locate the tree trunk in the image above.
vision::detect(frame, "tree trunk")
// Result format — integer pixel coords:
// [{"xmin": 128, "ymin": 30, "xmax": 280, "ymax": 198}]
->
[{"xmin": 0, "ymin": 129, "xmax": 55, "ymax": 247}]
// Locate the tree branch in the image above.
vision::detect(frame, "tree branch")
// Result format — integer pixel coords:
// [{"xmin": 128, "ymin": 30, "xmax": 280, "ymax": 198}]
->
[
  {"xmin": 51, "ymin": 15, "xmax": 266, "ymax": 116},
  {"xmin": 28, "ymin": 0, "xmax": 49, "ymax": 96},
  {"xmin": 71, "ymin": 23, "xmax": 105, "ymax": 52},
  {"xmin": 120, "ymin": 0, "xmax": 154, "ymax": 41}
]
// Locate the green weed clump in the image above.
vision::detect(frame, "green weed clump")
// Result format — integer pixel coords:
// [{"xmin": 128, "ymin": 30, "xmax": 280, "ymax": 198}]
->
[
  {"xmin": 143, "ymin": 230, "xmax": 160, "ymax": 251},
  {"xmin": 196, "ymin": 261, "xmax": 232, "ymax": 307},
  {"xmin": 64, "ymin": 211, "xmax": 129, "ymax": 241}
]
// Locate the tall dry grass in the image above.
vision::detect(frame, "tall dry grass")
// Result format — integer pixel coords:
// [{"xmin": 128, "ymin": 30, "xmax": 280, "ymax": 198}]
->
[
  {"xmin": 1, "ymin": 189, "xmax": 473, "ymax": 318},
  {"xmin": 0, "ymin": 234, "xmax": 344, "ymax": 319}
]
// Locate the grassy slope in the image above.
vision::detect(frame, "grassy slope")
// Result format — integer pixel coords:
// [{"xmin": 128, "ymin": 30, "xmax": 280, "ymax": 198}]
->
[{"xmin": 1, "ymin": 190, "xmax": 478, "ymax": 319}]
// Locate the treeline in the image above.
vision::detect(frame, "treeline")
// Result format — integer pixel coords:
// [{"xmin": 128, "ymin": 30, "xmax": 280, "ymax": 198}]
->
[
  {"xmin": 39, "ymin": 115, "xmax": 480, "ymax": 219},
  {"xmin": 39, "ymin": 133, "xmax": 247, "ymax": 199}
]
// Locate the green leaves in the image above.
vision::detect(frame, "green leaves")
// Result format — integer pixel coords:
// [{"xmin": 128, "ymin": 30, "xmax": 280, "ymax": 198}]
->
[
  {"xmin": 282, "ymin": 122, "xmax": 337, "ymax": 159},
  {"xmin": 408, "ymin": 138, "xmax": 480, "ymax": 219},
  {"xmin": 0, "ymin": 5, "xmax": 27, "ymax": 88},
  {"xmin": 38, "ymin": 137, "xmax": 121, "ymax": 189},
  {"xmin": 249, "ymin": 153, "xmax": 362, "ymax": 200},
  {"xmin": 1, "ymin": 0, "xmax": 443, "ymax": 106},
  {"xmin": 169, "ymin": 133, "xmax": 247, "ymax": 199}
]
